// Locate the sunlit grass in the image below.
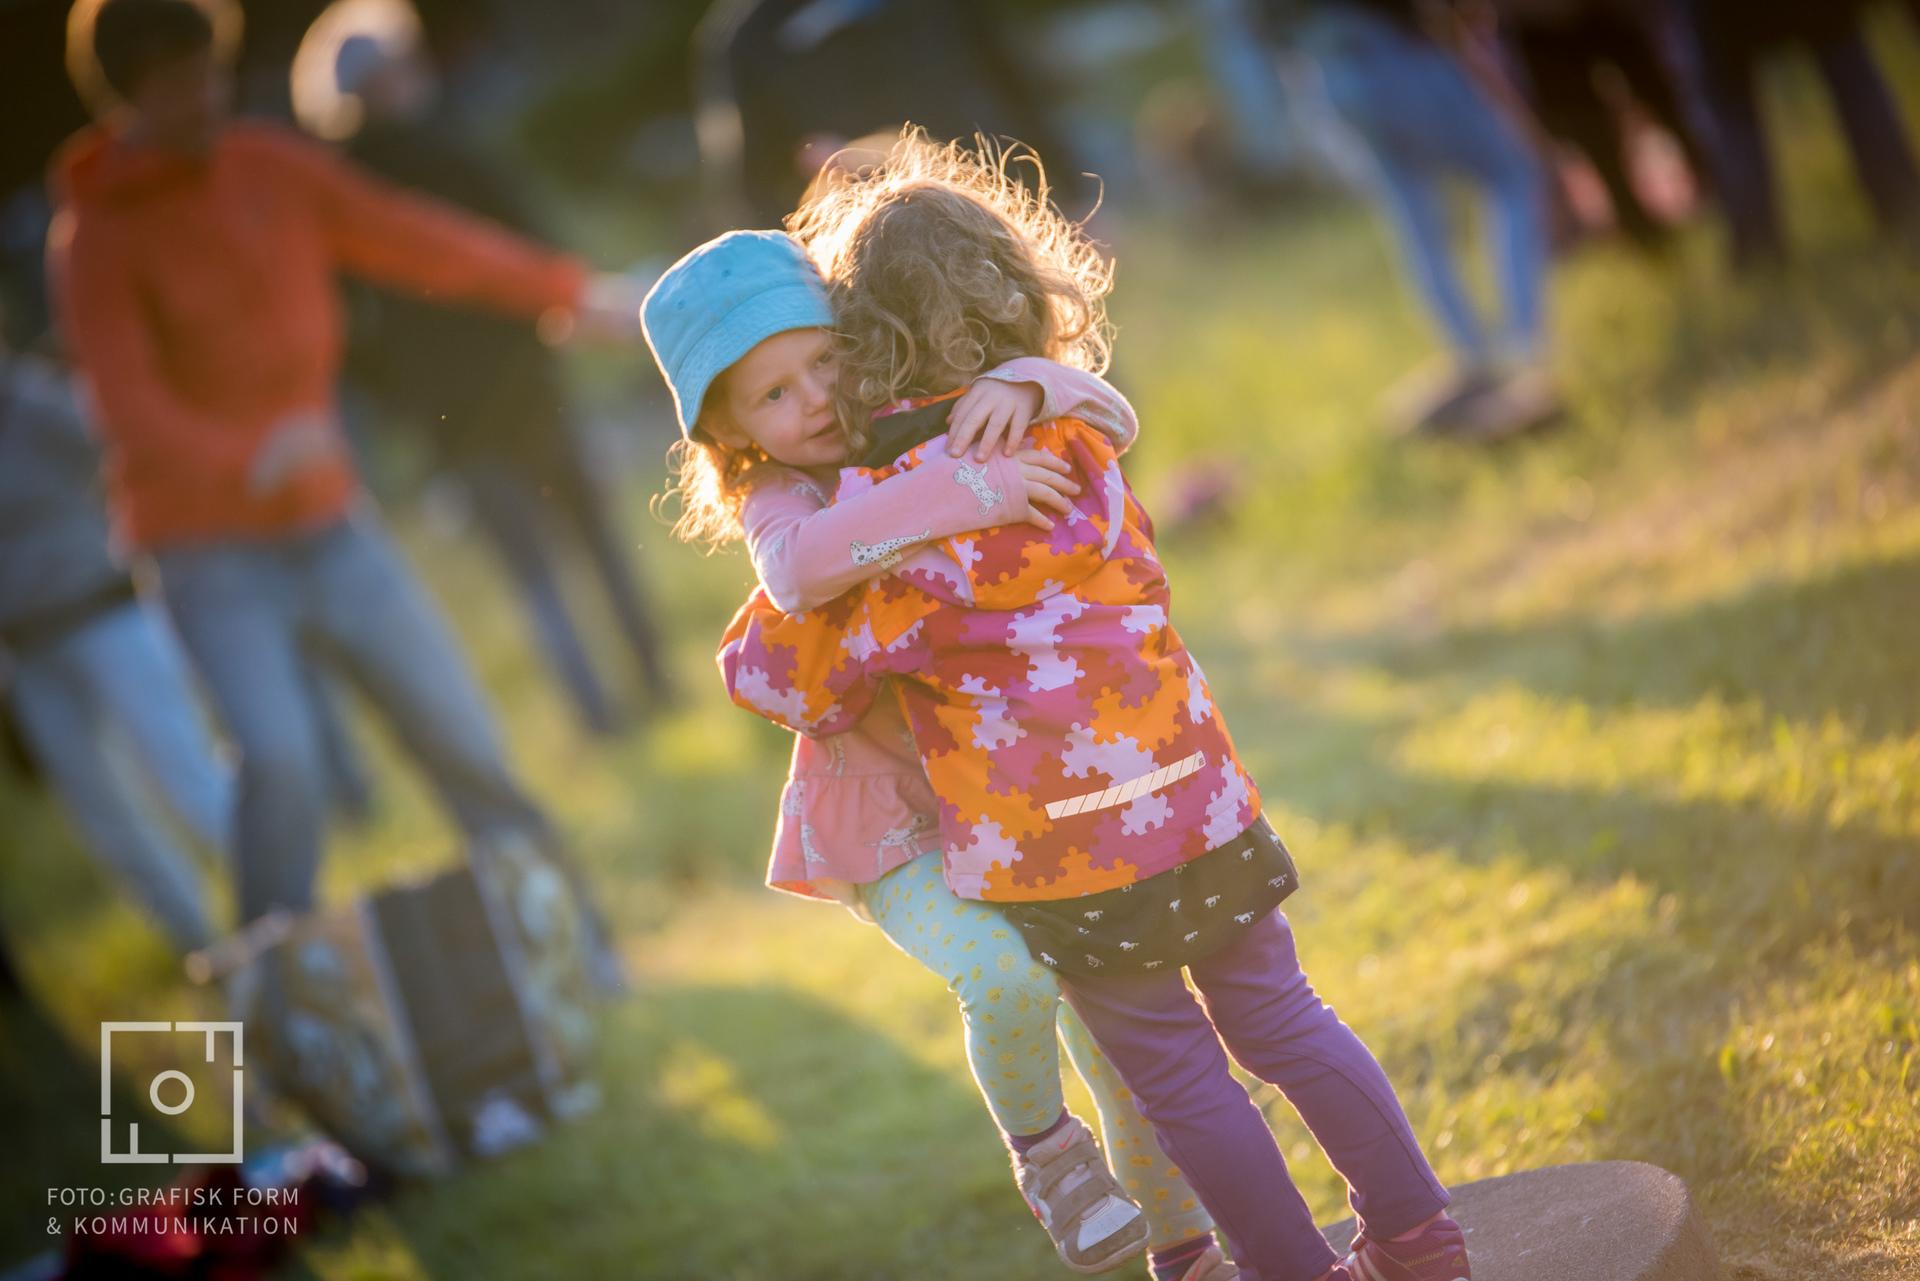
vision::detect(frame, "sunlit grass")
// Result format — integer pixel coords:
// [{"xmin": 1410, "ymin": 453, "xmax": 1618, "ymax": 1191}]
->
[{"xmin": 5, "ymin": 26, "xmax": 1920, "ymax": 1278}]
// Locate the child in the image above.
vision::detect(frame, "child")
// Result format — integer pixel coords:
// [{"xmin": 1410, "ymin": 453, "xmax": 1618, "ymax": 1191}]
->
[
  {"xmin": 717, "ymin": 134, "xmax": 1471, "ymax": 1281},
  {"xmin": 642, "ymin": 229, "xmax": 1224, "ymax": 1278}
]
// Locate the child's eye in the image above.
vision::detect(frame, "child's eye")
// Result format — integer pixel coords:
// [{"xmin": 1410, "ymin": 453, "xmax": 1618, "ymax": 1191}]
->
[
  {"xmin": 766, "ymin": 386, "xmax": 784, "ymax": 403},
  {"xmin": 814, "ymin": 352, "xmax": 834, "ymax": 368}
]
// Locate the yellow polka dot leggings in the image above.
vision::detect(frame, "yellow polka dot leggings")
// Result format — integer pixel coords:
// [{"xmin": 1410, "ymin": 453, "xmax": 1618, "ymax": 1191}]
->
[{"xmin": 861, "ymin": 852, "xmax": 1214, "ymax": 1249}]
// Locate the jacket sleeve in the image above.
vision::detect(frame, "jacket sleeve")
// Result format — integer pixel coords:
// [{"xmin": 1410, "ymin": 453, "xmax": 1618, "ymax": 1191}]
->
[
  {"xmin": 716, "ymin": 587, "xmax": 909, "ymax": 737},
  {"xmin": 48, "ymin": 214, "xmax": 256, "ymax": 480},
  {"xmin": 269, "ymin": 131, "xmax": 586, "ymax": 319},
  {"xmin": 742, "ymin": 453, "xmax": 1027, "ymax": 613},
  {"xmin": 945, "ymin": 418, "xmax": 1128, "ymax": 612},
  {"xmin": 976, "ymin": 357, "xmax": 1139, "ymax": 453}
]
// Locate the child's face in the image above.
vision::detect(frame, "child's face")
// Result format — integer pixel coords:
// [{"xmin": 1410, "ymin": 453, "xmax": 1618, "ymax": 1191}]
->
[{"xmin": 708, "ymin": 327, "xmax": 847, "ymax": 468}]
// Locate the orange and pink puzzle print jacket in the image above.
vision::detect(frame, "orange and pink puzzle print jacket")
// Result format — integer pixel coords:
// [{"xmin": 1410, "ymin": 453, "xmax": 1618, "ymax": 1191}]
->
[{"xmin": 718, "ymin": 410, "xmax": 1263, "ymax": 903}]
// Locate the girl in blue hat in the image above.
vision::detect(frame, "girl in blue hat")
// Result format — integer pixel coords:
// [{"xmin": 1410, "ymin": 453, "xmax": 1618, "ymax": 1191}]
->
[{"xmin": 644, "ymin": 227, "xmax": 1222, "ymax": 1278}]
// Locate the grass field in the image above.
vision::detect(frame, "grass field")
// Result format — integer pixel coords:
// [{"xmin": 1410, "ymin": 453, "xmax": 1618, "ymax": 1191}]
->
[{"xmin": 5, "ymin": 32, "xmax": 1920, "ymax": 1281}]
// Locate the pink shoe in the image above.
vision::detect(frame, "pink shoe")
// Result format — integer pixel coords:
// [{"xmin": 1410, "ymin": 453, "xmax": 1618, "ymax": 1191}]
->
[
  {"xmin": 1344, "ymin": 1215, "xmax": 1471, "ymax": 1281},
  {"xmin": 1177, "ymin": 1243, "xmax": 1241, "ymax": 1280}
]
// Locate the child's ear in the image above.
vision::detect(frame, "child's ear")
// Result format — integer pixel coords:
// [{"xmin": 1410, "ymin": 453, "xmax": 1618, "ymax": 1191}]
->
[{"xmin": 703, "ymin": 414, "xmax": 750, "ymax": 450}]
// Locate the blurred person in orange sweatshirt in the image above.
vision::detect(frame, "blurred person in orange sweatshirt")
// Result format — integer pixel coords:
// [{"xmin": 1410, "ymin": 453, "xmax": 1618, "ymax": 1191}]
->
[{"xmin": 48, "ymin": 0, "xmax": 637, "ymax": 985}]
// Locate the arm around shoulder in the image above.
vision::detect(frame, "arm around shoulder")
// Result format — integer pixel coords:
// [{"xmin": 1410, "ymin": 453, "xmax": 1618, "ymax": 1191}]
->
[
  {"xmin": 743, "ymin": 452, "xmax": 1027, "ymax": 613},
  {"xmin": 978, "ymin": 357, "xmax": 1138, "ymax": 452}
]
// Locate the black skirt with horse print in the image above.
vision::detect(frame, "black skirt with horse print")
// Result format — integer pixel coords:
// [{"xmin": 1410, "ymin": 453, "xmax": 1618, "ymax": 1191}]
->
[{"xmin": 1003, "ymin": 816, "xmax": 1299, "ymax": 977}]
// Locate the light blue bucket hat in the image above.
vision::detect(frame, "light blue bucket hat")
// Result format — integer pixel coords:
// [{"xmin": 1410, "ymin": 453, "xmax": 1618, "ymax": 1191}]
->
[{"xmin": 641, "ymin": 229, "xmax": 835, "ymax": 438}]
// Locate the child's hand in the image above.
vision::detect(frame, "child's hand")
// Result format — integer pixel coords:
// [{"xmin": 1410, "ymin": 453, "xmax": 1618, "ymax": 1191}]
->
[
  {"xmin": 1015, "ymin": 448, "xmax": 1080, "ymax": 531},
  {"xmin": 949, "ymin": 378, "xmax": 1044, "ymax": 462}
]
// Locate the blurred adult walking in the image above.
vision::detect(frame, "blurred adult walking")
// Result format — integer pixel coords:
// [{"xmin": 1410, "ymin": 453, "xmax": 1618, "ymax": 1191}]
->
[
  {"xmin": 48, "ymin": 0, "xmax": 638, "ymax": 955},
  {"xmin": 694, "ymin": 0, "xmax": 1085, "ymax": 226},
  {"xmin": 294, "ymin": 0, "xmax": 674, "ymax": 737},
  {"xmin": 1286, "ymin": 0, "xmax": 1562, "ymax": 441},
  {"xmin": 0, "ymin": 921, "xmax": 19, "ymax": 998},
  {"xmin": 1497, "ymin": 0, "xmax": 1712, "ymax": 251},
  {"xmin": 1680, "ymin": 0, "xmax": 1920, "ymax": 268},
  {"xmin": 0, "ymin": 344, "xmax": 228, "ymax": 955}
]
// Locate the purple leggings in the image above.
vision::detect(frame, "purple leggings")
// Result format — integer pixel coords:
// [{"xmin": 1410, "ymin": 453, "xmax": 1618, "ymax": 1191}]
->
[{"xmin": 1056, "ymin": 910, "xmax": 1448, "ymax": 1281}]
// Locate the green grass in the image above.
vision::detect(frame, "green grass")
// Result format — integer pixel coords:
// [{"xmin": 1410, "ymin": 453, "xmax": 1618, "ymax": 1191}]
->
[{"xmin": 6, "ymin": 32, "xmax": 1920, "ymax": 1280}]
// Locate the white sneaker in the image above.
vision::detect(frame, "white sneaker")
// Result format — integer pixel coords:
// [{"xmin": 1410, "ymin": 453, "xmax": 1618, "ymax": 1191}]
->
[{"xmin": 1014, "ymin": 1115, "xmax": 1149, "ymax": 1274}]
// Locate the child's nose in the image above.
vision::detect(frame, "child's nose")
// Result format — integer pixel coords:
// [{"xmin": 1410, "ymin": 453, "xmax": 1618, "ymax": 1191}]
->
[{"xmin": 802, "ymin": 371, "xmax": 832, "ymax": 409}]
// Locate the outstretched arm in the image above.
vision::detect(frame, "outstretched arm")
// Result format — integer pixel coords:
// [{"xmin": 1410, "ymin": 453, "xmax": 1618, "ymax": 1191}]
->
[{"xmin": 266, "ymin": 129, "xmax": 586, "ymax": 321}]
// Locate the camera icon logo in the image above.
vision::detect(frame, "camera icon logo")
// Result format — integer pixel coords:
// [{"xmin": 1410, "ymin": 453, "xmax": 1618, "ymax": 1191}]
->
[{"xmin": 100, "ymin": 1021, "xmax": 245, "ymax": 1164}]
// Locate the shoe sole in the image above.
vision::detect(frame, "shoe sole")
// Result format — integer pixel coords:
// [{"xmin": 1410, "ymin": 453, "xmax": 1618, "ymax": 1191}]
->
[{"xmin": 1057, "ymin": 1214, "xmax": 1150, "ymax": 1275}]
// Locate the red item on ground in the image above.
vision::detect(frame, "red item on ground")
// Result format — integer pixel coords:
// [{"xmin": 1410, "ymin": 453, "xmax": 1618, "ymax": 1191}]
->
[{"xmin": 60, "ymin": 1166, "xmax": 316, "ymax": 1281}]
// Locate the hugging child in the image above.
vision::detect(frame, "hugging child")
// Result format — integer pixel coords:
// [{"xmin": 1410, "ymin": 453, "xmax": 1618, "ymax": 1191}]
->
[
  {"xmin": 712, "ymin": 133, "xmax": 1471, "ymax": 1281},
  {"xmin": 642, "ymin": 229, "xmax": 1225, "ymax": 1278}
]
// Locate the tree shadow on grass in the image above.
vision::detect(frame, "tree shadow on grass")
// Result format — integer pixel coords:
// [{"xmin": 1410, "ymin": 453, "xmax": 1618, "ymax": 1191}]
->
[
  {"xmin": 1256, "ymin": 779, "xmax": 1868, "ymax": 1270},
  {"xmin": 1402, "ymin": 969, "xmax": 1841, "ymax": 1274},
  {"xmin": 1345, "ymin": 548, "xmax": 1920, "ymax": 745},
  {"xmin": 1631, "ymin": 246, "xmax": 1920, "ymax": 426},
  {"xmin": 0, "ymin": 996, "xmax": 191, "ymax": 1267},
  {"xmin": 1231, "ymin": 688, "xmax": 1919, "ymax": 965},
  {"xmin": 359, "ymin": 980, "xmax": 1063, "ymax": 1281},
  {"xmin": 1214, "ymin": 542, "xmax": 1920, "ymax": 985},
  {"xmin": 1195, "ymin": 573, "xmax": 1920, "ymax": 1264},
  {"xmin": 0, "ymin": 787, "xmax": 167, "ymax": 952},
  {"xmin": 1225, "ymin": 660, "xmax": 1919, "ymax": 1236}
]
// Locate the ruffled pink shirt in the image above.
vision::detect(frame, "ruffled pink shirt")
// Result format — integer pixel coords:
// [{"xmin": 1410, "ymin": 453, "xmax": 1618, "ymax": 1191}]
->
[{"xmin": 740, "ymin": 359, "xmax": 1138, "ymax": 912}]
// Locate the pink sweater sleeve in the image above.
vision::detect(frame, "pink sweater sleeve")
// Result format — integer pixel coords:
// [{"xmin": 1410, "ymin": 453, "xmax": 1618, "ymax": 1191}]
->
[
  {"xmin": 977, "ymin": 357, "xmax": 1139, "ymax": 453},
  {"xmin": 741, "ymin": 453, "xmax": 1027, "ymax": 613}
]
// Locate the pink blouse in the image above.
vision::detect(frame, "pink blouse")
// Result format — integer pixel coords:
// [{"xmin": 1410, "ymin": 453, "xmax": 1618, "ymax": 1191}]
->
[{"xmin": 739, "ymin": 358, "xmax": 1138, "ymax": 911}]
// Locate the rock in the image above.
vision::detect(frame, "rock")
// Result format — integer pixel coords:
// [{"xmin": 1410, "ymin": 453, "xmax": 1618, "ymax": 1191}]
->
[{"xmin": 1322, "ymin": 1161, "xmax": 1721, "ymax": 1281}]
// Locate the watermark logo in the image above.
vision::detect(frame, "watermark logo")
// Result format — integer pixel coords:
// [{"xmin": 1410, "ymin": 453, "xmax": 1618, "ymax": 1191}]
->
[{"xmin": 99, "ymin": 1022, "xmax": 244, "ymax": 1164}]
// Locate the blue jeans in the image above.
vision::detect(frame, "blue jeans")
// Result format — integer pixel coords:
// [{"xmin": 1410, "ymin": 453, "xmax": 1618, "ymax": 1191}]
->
[
  {"xmin": 1302, "ymin": 5, "xmax": 1548, "ymax": 362},
  {"xmin": 9, "ymin": 601, "xmax": 230, "ymax": 951},
  {"xmin": 154, "ymin": 512, "xmax": 550, "ymax": 924}
]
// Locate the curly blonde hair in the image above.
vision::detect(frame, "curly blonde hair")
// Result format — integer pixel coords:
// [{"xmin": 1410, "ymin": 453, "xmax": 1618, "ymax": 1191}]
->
[
  {"xmin": 789, "ymin": 128, "xmax": 1114, "ymax": 447},
  {"xmin": 661, "ymin": 130, "xmax": 1110, "ymax": 549},
  {"xmin": 656, "ymin": 437, "xmax": 755, "ymax": 550},
  {"xmin": 654, "ymin": 369, "xmax": 776, "ymax": 550}
]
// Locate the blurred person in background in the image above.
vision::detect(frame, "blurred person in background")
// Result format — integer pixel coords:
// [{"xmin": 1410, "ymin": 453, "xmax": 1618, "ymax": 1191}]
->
[
  {"xmin": 1193, "ymin": 0, "xmax": 1308, "ymax": 191},
  {"xmin": 1497, "ymin": 0, "xmax": 1712, "ymax": 252},
  {"xmin": 694, "ymin": 0, "xmax": 1086, "ymax": 227},
  {"xmin": 48, "ymin": 0, "xmax": 640, "ymax": 970},
  {"xmin": 1678, "ymin": 0, "xmax": 1920, "ymax": 270},
  {"xmin": 293, "ymin": 0, "xmax": 675, "ymax": 738},
  {"xmin": 1283, "ymin": 0, "xmax": 1562, "ymax": 441},
  {"xmin": 0, "ymin": 922, "xmax": 18, "ymax": 998},
  {"xmin": 0, "ymin": 333, "xmax": 229, "ymax": 956}
]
